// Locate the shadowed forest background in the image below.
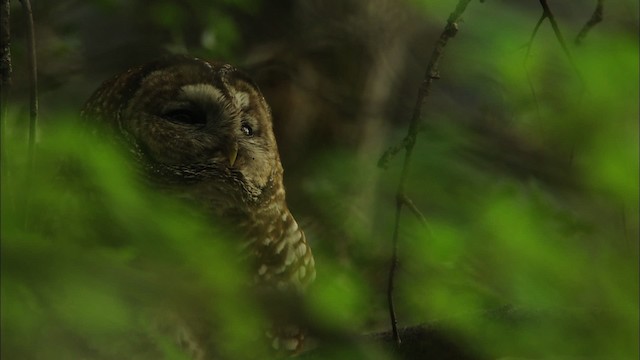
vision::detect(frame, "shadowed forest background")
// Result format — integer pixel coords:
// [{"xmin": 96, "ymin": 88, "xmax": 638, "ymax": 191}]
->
[{"xmin": 1, "ymin": 1, "xmax": 638, "ymax": 359}]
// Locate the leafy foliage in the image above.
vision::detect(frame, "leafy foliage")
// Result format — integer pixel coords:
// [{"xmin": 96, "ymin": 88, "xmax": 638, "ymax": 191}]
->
[
  {"xmin": 1, "ymin": 1, "xmax": 638, "ymax": 359},
  {"xmin": 1, "ymin": 124, "xmax": 271, "ymax": 359}
]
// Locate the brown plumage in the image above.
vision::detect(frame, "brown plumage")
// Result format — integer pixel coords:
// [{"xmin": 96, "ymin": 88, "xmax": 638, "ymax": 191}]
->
[{"xmin": 81, "ymin": 55, "xmax": 315, "ymax": 357}]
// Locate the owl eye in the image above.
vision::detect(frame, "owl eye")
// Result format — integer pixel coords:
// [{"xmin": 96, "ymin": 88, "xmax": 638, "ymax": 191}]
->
[
  {"xmin": 241, "ymin": 124, "xmax": 253, "ymax": 136},
  {"xmin": 163, "ymin": 109, "xmax": 206, "ymax": 125}
]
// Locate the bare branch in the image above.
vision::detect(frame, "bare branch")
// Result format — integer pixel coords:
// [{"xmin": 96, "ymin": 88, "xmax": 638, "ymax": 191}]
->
[
  {"xmin": 524, "ymin": 0, "xmax": 588, "ymax": 121},
  {"xmin": 382, "ymin": 0, "xmax": 474, "ymax": 347},
  {"xmin": 537, "ymin": 0, "xmax": 583, "ymax": 83},
  {"xmin": 525, "ymin": 13, "xmax": 546, "ymax": 61},
  {"xmin": 523, "ymin": 13, "xmax": 546, "ymax": 121},
  {"xmin": 575, "ymin": 0, "xmax": 604, "ymax": 45},
  {"xmin": 399, "ymin": 194, "xmax": 428, "ymax": 227},
  {"xmin": 387, "ymin": 195, "xmax": 403, "ymax": 346}
]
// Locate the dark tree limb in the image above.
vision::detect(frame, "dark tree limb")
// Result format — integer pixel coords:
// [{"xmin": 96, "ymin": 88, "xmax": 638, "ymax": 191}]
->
[
  {"xmin": 387, "ymin": 194, "xmax": 403, "ymax": 346},
  {"xmin": 524, "ymin": 0, "xmax": 588, "ymax": 120},
  {"xmin": 523, "ymin": 13, "xmax": 545, "ymax": 121},
  {"xmin": 535, "ymin": 0, "xmax": 583, "ymax": 83},
  {"xmin": 379, "ymin": 0, "xmax": 474, "ymax": 347},
  {"xmin": 399, "ymin": 194, "xmax": 427, "ymax": 227},
  {"xmin": 575, "ymin": 0, "xmax": 604, "ymax": 45}
]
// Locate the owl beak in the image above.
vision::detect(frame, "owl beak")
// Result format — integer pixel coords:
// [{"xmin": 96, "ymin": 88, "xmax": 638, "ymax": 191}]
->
[{"xmin": 227, "ymin": 141, "xmax": 239, "ymax": 167}]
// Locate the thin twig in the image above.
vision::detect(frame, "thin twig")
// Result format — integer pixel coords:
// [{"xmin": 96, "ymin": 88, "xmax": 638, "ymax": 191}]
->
[
  {"xmin": 19, "ymin": 0, "xmax": 38, "ymax": 227},
  {"xmin": 524, "ymin": 13, "xmax": 546, "ymax": 61},
  {"xmin": 537, "ymin": 0, "xmax": 583, "ymax": 83},
  {"xmin": 575, "ymin": 0, "xmax": 604, "ymax": 45},
  {"xmin": 380, "ymin": 0, "xmax": 473, "ymax": 347},
  {"xmin": 399, "ymin": 194, "xmax": 427, "ymax": 227},
  {"xmin": 387, "ymin": 195, "xmax": 403, "ymax": 345},
  {"xmin": 524, "ymin": 1, "xmax": 589, "ymax": 120},
  {"xmin": 523, "ymin": 13, "xmax": 545, "ymax": 121},
  {"xmin": 378, "ymin": 138, "xmax": 408, "ymax": 169}
]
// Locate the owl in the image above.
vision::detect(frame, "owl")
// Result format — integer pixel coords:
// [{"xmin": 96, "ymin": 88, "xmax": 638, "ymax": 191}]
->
[{"xmin": 81, "ymin": 55, "xmax": 315, "ymax": 357}]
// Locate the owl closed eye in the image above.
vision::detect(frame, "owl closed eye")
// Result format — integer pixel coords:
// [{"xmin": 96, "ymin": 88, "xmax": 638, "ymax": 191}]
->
[{"xmin": 82, "ymin": 55, "xmax": 315, "ymax": 356}]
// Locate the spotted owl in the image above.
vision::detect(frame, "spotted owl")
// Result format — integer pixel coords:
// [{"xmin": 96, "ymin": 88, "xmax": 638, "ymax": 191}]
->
[{"xmin": 81, "ymin": 55, "xmax": 315, "ymax": 356}]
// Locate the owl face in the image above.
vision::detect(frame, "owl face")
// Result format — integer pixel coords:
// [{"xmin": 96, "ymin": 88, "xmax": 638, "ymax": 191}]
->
[
  {"xmin": 85, "ymin": 56, "xmax": 283, "ymax": 206},
  {"xmin": 83, "ymin": 56, "xmax": 315, "ymax": 355}
]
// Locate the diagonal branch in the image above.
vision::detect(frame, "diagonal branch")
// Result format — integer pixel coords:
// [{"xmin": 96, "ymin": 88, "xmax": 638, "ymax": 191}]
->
[
  {"xmin": 524, "ymin": 0, "xmax": 588, "ymax": 121},
  {"xmin": 399, "ymin": 194, "xmax": 427, "ymax": 227},
  {"xmin": 537, "ymin": 0, "xmax": 583, "ymax": 83},
  {"xmin": 523, "ymin": 12, "xmax": 546, "ymax": 121},
  {"xmin": 380, "ymin": 0, "xmax": 474, "ymax": 347},
  {"xmin": 575, "ymin": 0, "xmax": 604, "ymax": 45}
]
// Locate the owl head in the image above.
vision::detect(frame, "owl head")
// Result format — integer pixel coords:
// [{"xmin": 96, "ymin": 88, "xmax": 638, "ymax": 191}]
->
[
  {"xmin": 82, "ymin": 56, "xmax": 315, "ymax": 357},
  {"xmin": 82, "ymin": 55, "xmax": 284, "ymax": 208}
]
